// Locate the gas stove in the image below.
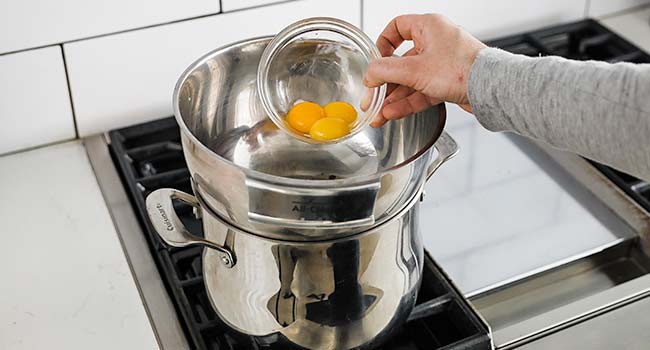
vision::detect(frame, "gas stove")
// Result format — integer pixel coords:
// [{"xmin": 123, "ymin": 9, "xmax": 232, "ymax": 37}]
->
[
  {"xmin": 96, "ymin": 117, "xmax": 491, "ymax": 349},
  {"xmin": 85, "ymin": 17, "xmax": 650, "ymax": 350}
]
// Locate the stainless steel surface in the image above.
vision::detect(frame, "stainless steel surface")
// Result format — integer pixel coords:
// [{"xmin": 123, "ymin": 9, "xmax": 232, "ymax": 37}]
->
[
  {"xmin": 173, "ymin": 35, "xmax": 451, "ymax": 240},
  {"xmin": 456, "ymin": 135, "xmax": 650, "ymax": 350},
  {"xmin": 465, "ymin": 142, "xmax": 650, "ymax": 349},
  {"xmin": 419, "ymin": 113, "xmax": 632, "ymax": 295},
  {"xmin": 535, "ymin": 142, "xmax": 650, "ymax": 253},
  {"xmin": 257, "ymin": 17, "xmax": 386, "ymax": 144},
  {"xmin": 471, "ymin": 238, "xmax": 650, "ymax": 348},
  {"xmin": 146, "ymin": 188, "xmax": 236, "ymax": 268},
  {"xmin": 518, "ymin": 294, "xmax": 650, "ymax": 350},
  {"xmin": 464, "ymin": 139, "xmax": 650, "ymax": 349},
  {"xmin": 503, "ymin": 273, "xmax": 650, "ymax": 349},
  {"xmin": 147, "ymin": 187, "xmax": 424, "ymax": 350},
  {"xmin": 418, "ymin": 116, "xmax": 650, "ymax": 349},
  {"xmin": 84, "ymin": 135, "xmax": 189, "ymax": 350}
]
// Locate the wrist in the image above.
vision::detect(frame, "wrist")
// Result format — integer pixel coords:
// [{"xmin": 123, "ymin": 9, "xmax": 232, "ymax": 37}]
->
[{"xmin": 463, "ymin": 45, "xmax": 488, "ymax": 108}]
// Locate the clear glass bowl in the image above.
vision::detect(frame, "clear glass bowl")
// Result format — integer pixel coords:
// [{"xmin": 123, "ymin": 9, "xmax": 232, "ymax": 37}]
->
[{"xmin": 257, "ymin": 17, "xmax": 386, "ymax": 144}]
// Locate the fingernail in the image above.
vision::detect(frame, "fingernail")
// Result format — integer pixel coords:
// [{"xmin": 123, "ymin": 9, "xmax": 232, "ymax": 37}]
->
[{"xmin": 360, "ymin": 88, "xmax": 372, "ymax": 112}]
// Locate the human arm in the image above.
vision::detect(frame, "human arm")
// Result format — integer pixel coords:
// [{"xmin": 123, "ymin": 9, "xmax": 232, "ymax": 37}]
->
[{"xmin": 364, "ymin": 14, "xmax": 650, "ymax": 181}]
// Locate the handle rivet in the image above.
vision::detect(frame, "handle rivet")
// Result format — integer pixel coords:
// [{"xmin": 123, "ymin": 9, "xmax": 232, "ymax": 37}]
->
[{"xmin": 221, "ymin": 256, "xmax": 231, "ymax": 266}]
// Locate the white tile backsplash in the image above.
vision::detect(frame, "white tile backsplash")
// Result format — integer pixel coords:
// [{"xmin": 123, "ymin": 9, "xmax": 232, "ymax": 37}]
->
[
  {"xmin": 0, "ymin": 46, "xmax": 75, "ymax": 155},
  {"xmin": 0, "ymin": 0, "xmax": 218, "ymax": 54},
  {"xmin": 2, "ymin": 0, "xmax": 603, "ymax": 152},
  {"xmin": 363, "ymin": 0, "xmax": 586, "ymax": 46},
  {"xmin": 64, "ymin": 0, "xmax": 361, "ymax": 136},
  {"xmin": 589, "ymin": 0, "xmax": 650, "ymax": 17}
]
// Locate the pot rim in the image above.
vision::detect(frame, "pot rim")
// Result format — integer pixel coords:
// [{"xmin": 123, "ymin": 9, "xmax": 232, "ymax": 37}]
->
[
  {"xmin": 172, "ymin": 36, "xmax": 446, "ymax": 188},
  {"xmin": 195, "ymin": 182, "xmax": 423, "ymax": 244}
]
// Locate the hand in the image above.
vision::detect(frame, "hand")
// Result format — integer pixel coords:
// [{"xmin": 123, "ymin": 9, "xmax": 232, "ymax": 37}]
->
[{"xmin": 364, "ymin": 14, "xmax": 487, "ymax": 127}]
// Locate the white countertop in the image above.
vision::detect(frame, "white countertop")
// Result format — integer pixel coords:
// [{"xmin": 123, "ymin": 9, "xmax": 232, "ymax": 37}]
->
[{"xmin": 0, "ymin": 141, "xmax": 158, "ymax": 350}]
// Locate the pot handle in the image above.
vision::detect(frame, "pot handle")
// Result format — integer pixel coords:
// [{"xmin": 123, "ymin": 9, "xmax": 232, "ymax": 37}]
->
[
  {"xmin": 145, "ymin": 188, "xmax": 236, "ymax": 268},
  {"xmin": 426, "ymin": 131, "xmax": 459, "ymax": 181}
]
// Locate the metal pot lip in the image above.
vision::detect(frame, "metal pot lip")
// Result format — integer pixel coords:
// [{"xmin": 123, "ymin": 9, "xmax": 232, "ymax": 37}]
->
[
  {"xmin": 173, "ymin": 36, "xmax": 447, "ymax": 188},
  {"xmin": 195, "ymin": 185, "xmax": 423, "ymax": 245}
]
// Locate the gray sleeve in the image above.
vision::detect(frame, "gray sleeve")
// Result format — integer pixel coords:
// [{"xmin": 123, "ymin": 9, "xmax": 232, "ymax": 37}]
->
[{"xmin": 468, "ymin": 47, "xmax": 650, "ymax": 181}]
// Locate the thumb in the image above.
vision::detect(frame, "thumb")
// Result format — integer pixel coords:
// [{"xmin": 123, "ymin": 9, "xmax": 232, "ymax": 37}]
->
[{"xmin": 364, "ymin": 56, "xmax": 420, "ymax": 89}]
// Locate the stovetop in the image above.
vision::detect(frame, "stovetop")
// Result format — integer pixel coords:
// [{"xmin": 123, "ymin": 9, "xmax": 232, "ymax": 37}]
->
[
  {"xmin": 103, "ymin": 17, "xmax": 650, "ymax": 350},
  {"xmin": 108, "ymin": 118, "xmax": 491, "ymax": 350}
]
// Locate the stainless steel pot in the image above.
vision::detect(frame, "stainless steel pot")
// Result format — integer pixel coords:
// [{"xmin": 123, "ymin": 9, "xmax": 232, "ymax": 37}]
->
[
  {"xmin": 146, "ymin": 186, "xmax": 426, "ymax": 350},
  {"xmin": 173, "ymin": 36, "xmax": 455, "ymax": 241}
]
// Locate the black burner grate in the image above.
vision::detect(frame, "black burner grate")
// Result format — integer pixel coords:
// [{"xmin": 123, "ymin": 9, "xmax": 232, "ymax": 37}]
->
[
  {"xmin": 487, "ymin": 19, "xmax": 650, "ymax": 63},
  {"xmin": 589, "ymin": 163, "xmax": 650, "ymax": 214},
  {"xmin": 487, "ymin": 19, "xmax": 650, "ymax": 213},
  {"xmin": 109, "ymin": 118, "xmax": 491, "ymax": 349}
]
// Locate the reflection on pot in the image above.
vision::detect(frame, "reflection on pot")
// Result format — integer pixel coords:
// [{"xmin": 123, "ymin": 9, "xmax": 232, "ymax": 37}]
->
[{"xmin": 147, "ymin": 188, "xmax": 424, "ymax": 349}]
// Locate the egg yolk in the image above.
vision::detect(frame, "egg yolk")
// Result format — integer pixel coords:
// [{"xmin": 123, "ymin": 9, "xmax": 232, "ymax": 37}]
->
[
  {"xmin": 324, "ymin": 101, "xmax": 358, "ymax": 124},
  {"xmin": 285, "ymin": 101, "xmax": 325, "ymax": 133},
  {"xmin": 309, "ymin": 117, "xmax": 351, "ymax": 141}
]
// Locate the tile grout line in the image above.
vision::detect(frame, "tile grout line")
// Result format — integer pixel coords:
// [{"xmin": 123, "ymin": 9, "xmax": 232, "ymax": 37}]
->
[
  {"xmin": 0, "ymin": 43, "xmax": 57, "ymax": 58},
  {"xmin": 59, "ymin": 45, "xmax": 80, "ymax": 139},
  {"xmin": 0, "ymin": 11, "xmax": 218, "ymax": 57},
  {"xmin": 0, "ymin": 0, "xmax": 302, "ymax": 57},
  {"xmin": 0, "ymin": 137, "xmax": 78, "ymax": 158}
]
